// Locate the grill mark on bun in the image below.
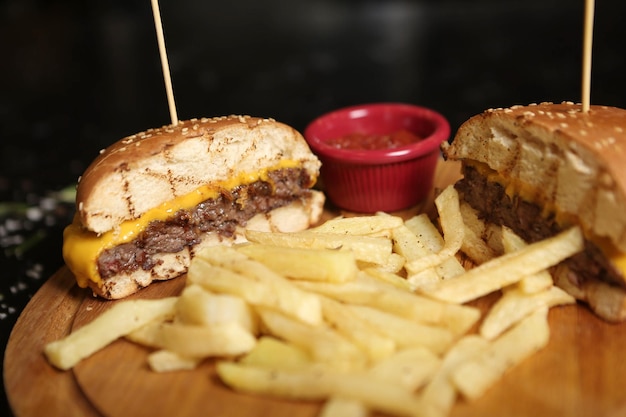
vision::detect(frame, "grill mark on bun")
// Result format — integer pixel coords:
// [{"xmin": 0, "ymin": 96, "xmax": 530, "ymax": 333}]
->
[{"xmin": 118, "ymin": 163, "xmax": 136, "ymax": 220}]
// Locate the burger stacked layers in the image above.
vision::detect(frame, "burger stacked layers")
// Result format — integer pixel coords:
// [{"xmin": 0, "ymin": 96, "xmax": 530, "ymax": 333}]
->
[
  {"xmin": 443, "ymin": 102, "xmax": 626, "ymax": 322},
  {"xmin": 63, "ymin": 115, "xmax": 325, "ymax": 299}
]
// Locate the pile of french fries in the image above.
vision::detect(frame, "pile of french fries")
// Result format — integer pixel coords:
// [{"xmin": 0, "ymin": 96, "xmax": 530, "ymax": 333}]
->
[{"xmin": 44, "ymin": 185, "xmax": 585, "ymax": 417}]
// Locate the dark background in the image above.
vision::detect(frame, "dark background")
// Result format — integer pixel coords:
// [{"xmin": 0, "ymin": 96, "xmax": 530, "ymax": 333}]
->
[{"xmin": 1, "ymin": 0, "xmax": 625, "ymax": 415}]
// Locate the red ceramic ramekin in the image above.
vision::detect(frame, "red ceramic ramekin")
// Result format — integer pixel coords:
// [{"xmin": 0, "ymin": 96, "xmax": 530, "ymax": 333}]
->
[{"xmin": 304, "ymin": 103, "xmax": 450, "ymax": 213}]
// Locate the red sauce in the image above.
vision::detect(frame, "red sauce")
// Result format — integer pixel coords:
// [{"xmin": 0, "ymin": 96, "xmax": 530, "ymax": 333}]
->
[{"xmin": 325, "ymin": 129, "xmax": 423, "ymax": 150}]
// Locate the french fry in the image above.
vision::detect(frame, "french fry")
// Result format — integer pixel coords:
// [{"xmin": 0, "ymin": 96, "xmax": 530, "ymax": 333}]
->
[
  {"xmin": 458, "ymin": 201, "xmax": 498, "ymax": 265},
  {"xmin": 480, "ymin": 286, "xmax": 575, "ymax": 340},
  {"xmin": 346, "ymin": 304, "xmax": 454, "ymax": 354},
  {"xmin": 406, "ymin": 268, "xmax": 442, "ymax": 290},
  {"xmin": 392, "ymin": 223, "xmax": 452, "ymax": 284},
  {"xmin": 514, "ymin": 270, "xmax": 554, "ymax": 294},
  {"xmin": 452, "ymin": 308, "xmax": 550, "ymax": 400},
  {"xmin": 319, "ymin": 296, "xmax": 396, "ymax": 362},
  {"xmin": 420, "ymin": 335, "xmax": 490, "ymax": 417},
  {"xmin": 296, "ymin": 273, "xmax": 480, "ymax": 336},
  {"xmin": 155, "ymin": 321, "xmax": 256, "ymax": 358},
  {"xmin": 188, "ymin": 257, "xmax": 323, "ymax": 326},
  {"xmin": 368, "ymin": 347, "xmax": 441, "ymax": 391},
  {"xmin": 236, "ymin": 243, "xmax": 359, "ymax": 283},
  {"xmin": 360, "ymin": 252, "xmax": 406, "ymax": 274},
  {"xmin": 215, "ymin": 361, "xmax": 431, "ymax": 417},
  {"xmin": 239, "ymin": 336, "xmax": 312, "ymax": 370},
  {"xmin": 362, "ymin": 267, "xmax": 412, "ymax": 292},
  {"xmin": 244, "ymin": 229, "xmax": 393, "ymax": 266},
  {"xmin": 147, "ymin": 349, "xmax": 202, "ymax": 372},
  {"xmin": 44, "ymin": 297, "xmax": 177, "ymax": 370},
  {"xmin": 311, "ymin": 213, "xmax": 404, "ymax": 236},
  {"xmin": 501, "ymin": 226, "xmax": 528, "ymax": 253},
  {"xmin": 501, "ymin": 227, "xmax": 554, "ymax": 293},
  {"xmin": 176, "ymin": 284, "xmax": 258, "ymax": 333},
  {"xmin": 404, "ymin": 213, "xmax": 465, "ymax": 281},
  {"xmin": 319, "ymin": 397, "xmax": 368, "ymax": 417},
  {"xmin": 257, "ymin": 307, "xmax": 367, "ymax": 371},
  {"xmin": 404, "ymin": 214, "xmax": 443, "ymax": 252},
  {"xmin": 392, "ymin": 223, "xmax": 433, "ymax": 264},
  {"xmin": 125, "ymin": 320, "xmax": 167, "ymax": 348},
  {"xmin": 458, "ymin": 200, "xmax": 486, "ymax": 237},
  {"xmin": 420, "ymin": 226, "xmax": 584, "ymax": 304},
  {"xmin": 404, "ymin": 186, "xmax": 465, "ymax": 274}
]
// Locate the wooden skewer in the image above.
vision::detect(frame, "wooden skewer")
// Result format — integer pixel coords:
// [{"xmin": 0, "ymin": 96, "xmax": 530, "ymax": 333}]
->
[
  {"xmin": 151, "ymin": 0, "xmax": 179, "ymax": 126},
  {"xmin": 581, "ymin": 0, "xmax": 595, "ymax": 113}
]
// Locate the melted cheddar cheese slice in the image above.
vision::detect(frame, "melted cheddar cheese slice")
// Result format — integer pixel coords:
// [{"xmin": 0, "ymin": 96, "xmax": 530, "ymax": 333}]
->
[{"xmin": 63, "ymin": 161, "xmax": 303, "ymax": 288}]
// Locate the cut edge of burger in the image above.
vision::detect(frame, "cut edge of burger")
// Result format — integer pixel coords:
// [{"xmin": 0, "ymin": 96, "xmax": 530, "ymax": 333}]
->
[{"xmin": 442, "ymin": 101, "xmax": 626, "ymax": 322}]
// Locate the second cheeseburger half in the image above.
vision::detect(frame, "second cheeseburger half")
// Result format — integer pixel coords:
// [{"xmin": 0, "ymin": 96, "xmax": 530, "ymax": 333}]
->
[
  {"xmin": 443, "ymin": 101, "xmax": 626, "ymax": 322},
  {"xmin": 63, "ymin": 115, "xmax": 325, "ymax": 299}
]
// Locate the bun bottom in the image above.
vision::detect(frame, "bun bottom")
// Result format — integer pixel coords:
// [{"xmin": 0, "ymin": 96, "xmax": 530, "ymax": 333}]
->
[
  {"xmin": 87, "ymin": 191, "xmax": 325, "ymax": 299},
  {"xmin": 553, "ymin": 264, "xmax": 626, "ymax": 322}
]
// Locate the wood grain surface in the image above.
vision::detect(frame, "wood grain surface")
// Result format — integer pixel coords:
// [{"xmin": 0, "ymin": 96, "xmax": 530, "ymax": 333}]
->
[{"xmin": 5, "ymin": 161, "xmax": 626, "ymax": 417}]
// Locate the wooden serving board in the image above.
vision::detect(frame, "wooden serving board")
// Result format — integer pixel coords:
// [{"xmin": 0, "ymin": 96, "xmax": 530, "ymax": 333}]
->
[{"xmin": 5, "ymin": 161, "xmax": 626, "ymax": 417}]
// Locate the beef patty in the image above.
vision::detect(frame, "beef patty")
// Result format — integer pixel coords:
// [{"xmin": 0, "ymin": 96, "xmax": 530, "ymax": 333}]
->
[
  {"xmin": 97, "ymin": 168, "xmax": 314, "ymax": 279},
  {"xmin": 455, "ymin": 165, "xmax": 624, "ymax": 289}
]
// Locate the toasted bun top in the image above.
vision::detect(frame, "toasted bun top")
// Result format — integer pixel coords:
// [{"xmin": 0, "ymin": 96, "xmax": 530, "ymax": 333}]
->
[
  {"xmin": 444, "ymin": 102, "xmax": 626, "ymax": 252},
  {"xmin": 76, "ymin": 115, "xmax": 322, "ymax": 234}
]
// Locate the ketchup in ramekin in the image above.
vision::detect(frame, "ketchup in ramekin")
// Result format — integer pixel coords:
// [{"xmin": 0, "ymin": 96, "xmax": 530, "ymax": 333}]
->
[
  {"xmin": 325, "ymin": 129, "xmax": 423, "ymax": 150},
  {"xmin": 304, "ymin": 103, "xmax": 450, "ymax": 213}
]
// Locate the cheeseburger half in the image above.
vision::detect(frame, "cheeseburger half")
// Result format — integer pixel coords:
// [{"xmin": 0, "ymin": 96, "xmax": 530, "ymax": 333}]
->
[
  {"xmin": 443, "ymin": 102, "xmax": 626, "ymax": 322},
  {"xmin": 63, "ymin": 115, "xmax": 325, "ymax": 299}
]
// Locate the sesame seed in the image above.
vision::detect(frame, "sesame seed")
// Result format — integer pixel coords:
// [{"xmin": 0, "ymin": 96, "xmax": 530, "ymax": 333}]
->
[
  {"xmin": 523, "ymin": 111, "xmax": 536, "ymax": 117},
  {"xmin": 560, "ymin": 123, "xmax": 569, "ymax": 129},
  {"xmin": 615, "ymin": 127, "xmax": 624, "ymax": 133},
  {"xmin": 99, "ymin": 149, "xmax": 105, "ymax": 154}
]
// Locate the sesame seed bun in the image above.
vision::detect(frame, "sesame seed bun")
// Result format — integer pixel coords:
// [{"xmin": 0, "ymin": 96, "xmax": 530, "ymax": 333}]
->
[
  {"xmin": 77, "ymin": 115, "xmax": 322, "ymax": 234},
  {"xmin": 445, "ymin": 102, "xmax": 626, "ymax": 252}
]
